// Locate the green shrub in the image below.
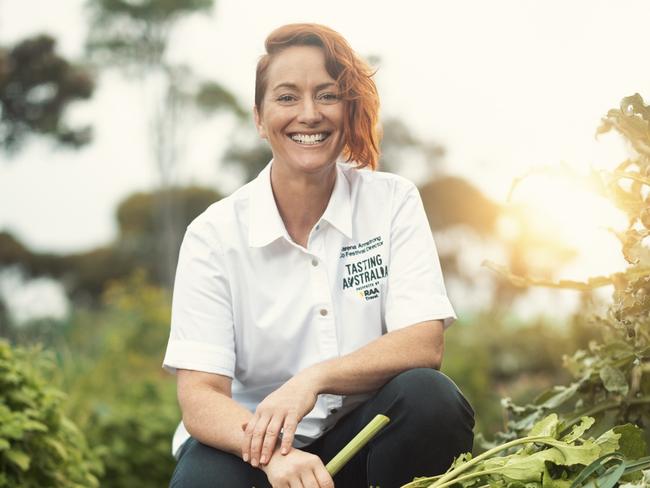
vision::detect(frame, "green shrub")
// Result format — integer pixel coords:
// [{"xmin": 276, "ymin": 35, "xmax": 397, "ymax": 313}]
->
[
  {"xmin": 0, "ymin": 340, "xmax": 102, "ymax": 487},
  {"xmin": 85, "ymin": 381, "xmax": 179, "ymax": 488},
  {"xmin": 51, "ymin": 271, "xmax": 180, "ymax": 487}
]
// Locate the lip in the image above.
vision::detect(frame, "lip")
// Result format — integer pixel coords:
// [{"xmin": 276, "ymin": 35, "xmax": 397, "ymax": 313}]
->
[{"xmin": 286, "ymin": 130, "xmax": 332, "ymax": 136}]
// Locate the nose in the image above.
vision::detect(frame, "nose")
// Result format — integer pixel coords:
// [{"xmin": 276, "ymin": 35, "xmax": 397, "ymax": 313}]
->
[{"xmin": 297, "ymin": 98, "xmax": 323, "ymax": 125}]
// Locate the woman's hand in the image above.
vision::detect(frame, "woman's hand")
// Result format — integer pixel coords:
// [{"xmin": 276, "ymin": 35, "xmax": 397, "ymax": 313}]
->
[
  {"xmin": 242, "ymin": 369, "xmax": 321, "ymax": 467},
  {"xmin": 261, "ymin": 446, "xmax": 334, "ymax": 488}
]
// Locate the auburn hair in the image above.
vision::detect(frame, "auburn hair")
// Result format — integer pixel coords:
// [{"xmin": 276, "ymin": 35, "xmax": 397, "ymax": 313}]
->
[{"xmin": 255, "ymin": 23, "xmax": 381, "ymax": 170}]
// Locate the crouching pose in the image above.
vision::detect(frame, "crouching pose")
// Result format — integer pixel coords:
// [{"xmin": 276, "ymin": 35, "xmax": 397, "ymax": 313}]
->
[{"xmin": 163, "ymin": 23, "xmax": 475, "ymax": 488}]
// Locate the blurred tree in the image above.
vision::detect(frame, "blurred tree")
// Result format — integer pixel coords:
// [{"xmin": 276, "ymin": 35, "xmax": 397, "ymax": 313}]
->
[
  {"xmin": 420, "ymin": 176, "xmax": 499, "ymax": 234},
  {"xmin": 85, "ymin": 0, "xmax": 245, "ymax": 288},
  {"xmin": 0, "ymin": 185, "xmax": 221, "ymax": 305},
  {"xmin": 222, "ymin": 140, "xmax": 273, "ymax": 184},
  {"xmin": 378, "ymin": 117, "xmax": 446, "ymax": 175},
  {"xmin": 0, "ymin": 33, "xmax": 94, "ymax": 333},
  {"xmin": 0, "ymin": 34, "xmax": 94, "ymax": 154}
]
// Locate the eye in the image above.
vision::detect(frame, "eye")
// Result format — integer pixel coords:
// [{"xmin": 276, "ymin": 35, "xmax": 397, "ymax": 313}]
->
[
  {"xmin": 318, "ymin": 92, "xmax": 339, "ymax": 103},
  {"xmin": 276, "ymin": 94, "xmax": 297, "ymax": 103}
]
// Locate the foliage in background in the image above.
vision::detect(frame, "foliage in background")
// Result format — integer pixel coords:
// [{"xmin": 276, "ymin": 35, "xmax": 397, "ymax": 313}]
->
[
  {"xmin": 2, "ymin": 271, "xmax": 179, "ymax": 487},
  {"xmin": 0, "ymin": 185, "xmax": 221, "ymax": 305},
  {"xmin": 442, "ymin": 93, "xmax": 650, "ymax": 486},
  {"xmin": 482, "ymin": 94, "xmax": 650, "ymax": 447},
  {"xmin": 53, "ymin": 270, "xmax": 179, "ymax": 487},
  {"xmin": 0, "ymin": 341, "xmax": 101, "ymax": 487},
  {"xmin": 442, "ymin": 310, "xmax": 601, "ymax": 437},
  {"xmin": 85, "ymin": 0, "xmax": 247, "ymax": 288},
  {"xmin": 0, "ymin": 34, "xmax": 93, "ymax": 154}
]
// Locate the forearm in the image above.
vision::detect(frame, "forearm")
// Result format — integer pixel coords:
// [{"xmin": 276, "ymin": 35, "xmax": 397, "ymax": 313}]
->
[
  {"xmin": 310, "ymin": 320, "xmax": 444, "ymax": 396},
  {"xmin": 181, "ymin": 385, "xmax": 254, "ymax": 459}
]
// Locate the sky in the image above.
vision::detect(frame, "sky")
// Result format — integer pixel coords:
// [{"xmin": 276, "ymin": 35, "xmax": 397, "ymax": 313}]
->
[{"xmin": 0, "ymin": 0, "xmax": 647, "ymax": 322}]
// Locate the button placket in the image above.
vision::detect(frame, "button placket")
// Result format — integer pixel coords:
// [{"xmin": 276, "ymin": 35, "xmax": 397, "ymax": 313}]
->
[{"xmin": 308, "ymin": 232, "xmax": 339, "ymax": 360}]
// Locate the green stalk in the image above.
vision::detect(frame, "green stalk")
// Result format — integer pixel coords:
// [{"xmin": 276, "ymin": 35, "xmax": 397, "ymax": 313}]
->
[
  {"xmin": 429, "ymin": 467, "xmax": 503, "ymax": 488},
  {"xmin": 562, "ymin": 396, "xmax": 650, "ymax": 430},
  {"xmin": 411, "ymin": 435, "xmax": 553, "ymax": 488},
  {"xmin": 325, "ymin": 414, "xmax": 390, "ymax": 477}
]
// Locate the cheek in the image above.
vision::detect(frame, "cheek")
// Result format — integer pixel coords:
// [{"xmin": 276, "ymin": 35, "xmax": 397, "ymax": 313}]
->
[{"xmin": 328, "ymin": 107, "xmax": 345, "ymax": 129}]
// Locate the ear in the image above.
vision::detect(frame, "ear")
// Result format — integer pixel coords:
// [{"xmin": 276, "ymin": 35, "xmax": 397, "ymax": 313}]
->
[{"xmin": 253, "ymin": 105, "xmax": 267, "ymax": 139}]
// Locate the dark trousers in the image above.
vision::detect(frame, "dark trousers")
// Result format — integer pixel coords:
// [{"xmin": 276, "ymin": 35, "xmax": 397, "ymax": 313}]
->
[{"xmin": 170, "ymin": 368, "xmax": 475, "ymax": 487}]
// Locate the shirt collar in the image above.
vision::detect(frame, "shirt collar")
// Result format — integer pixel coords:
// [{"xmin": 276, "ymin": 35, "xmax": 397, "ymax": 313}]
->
[
  {"xmin": 248, "ymin": 160, "xmax": 353, "ymax": 248},
  {"xmin": 321, "ymin": 163, "xmax": 353, "ymax": 239},
  {"xmin": 249, "ymin": 160, "xmax": 288, "ymax": 247}
]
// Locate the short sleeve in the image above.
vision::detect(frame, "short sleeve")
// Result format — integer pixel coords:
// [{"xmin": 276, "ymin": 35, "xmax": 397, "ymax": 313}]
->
[
  {"xmin": 162, "ymin": 220, "xmax": 236, "ymax": 377},
  {"xmin": 384, "ymin": 181, "xmax": 457, "ymax": 332}
]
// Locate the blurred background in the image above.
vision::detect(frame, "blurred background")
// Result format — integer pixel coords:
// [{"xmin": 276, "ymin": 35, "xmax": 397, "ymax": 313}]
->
[{"xmin": 0, "ymin": 0, "xmax": 646, "ymax": 485}]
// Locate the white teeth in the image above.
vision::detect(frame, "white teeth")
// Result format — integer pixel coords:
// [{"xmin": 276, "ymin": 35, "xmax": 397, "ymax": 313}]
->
[{"xmin": 290, "ymin": 133, "xmax": 327, "ymax": 144}]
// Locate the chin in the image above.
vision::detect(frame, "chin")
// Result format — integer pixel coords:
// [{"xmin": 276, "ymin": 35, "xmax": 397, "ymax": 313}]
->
[{"xmin": 296, "ymin": 158, "xmax": 338, "ymax": 174}]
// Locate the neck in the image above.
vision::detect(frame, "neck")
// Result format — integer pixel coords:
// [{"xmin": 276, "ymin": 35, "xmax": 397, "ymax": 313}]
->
[{"xmin": 270, "ymin": 162, "xmax": 337, "ymax": 241}]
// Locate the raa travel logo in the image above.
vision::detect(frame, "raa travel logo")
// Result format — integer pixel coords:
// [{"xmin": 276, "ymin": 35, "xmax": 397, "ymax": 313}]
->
[{"xmin": 358, "ymin": 287, "xmax": 380, "ymax": 300}]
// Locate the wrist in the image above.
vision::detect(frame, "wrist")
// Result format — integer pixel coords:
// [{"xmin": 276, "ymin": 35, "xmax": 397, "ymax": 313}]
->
[
  {"xmin": 259, "ymin": 444, "xmax": 284, "ymax": 473},
  {"xmin": 301, "ymin": 360, "xmax": 331, "ymax": 395}
]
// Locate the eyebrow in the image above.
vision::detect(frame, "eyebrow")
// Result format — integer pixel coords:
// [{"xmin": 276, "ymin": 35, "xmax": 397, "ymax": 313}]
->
[{"xmin": 271, "ymin": 82, "xmax": 336, "ymax": 92}]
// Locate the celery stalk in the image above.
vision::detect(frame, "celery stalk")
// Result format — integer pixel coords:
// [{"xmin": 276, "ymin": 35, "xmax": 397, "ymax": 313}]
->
[{"xmin": 325, "ymin": 414, "xmax": 390, "ymax": 477}]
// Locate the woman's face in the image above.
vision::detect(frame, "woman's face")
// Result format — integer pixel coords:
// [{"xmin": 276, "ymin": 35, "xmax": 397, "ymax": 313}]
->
[{"xmin": 254, "ymin": 45, "xmax": 345, "ymax": 177}]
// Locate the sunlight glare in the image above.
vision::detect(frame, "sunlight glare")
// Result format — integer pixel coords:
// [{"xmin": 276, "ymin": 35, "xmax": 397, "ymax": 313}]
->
[{"xmin": 500, "ymin": 171, "xmax": 629, "ymax": 280}]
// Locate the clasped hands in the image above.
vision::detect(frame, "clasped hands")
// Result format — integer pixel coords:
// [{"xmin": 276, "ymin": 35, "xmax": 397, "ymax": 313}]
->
[{"xmin": 241, "ymin": 369, "xmax": 320, "ymax": 468}]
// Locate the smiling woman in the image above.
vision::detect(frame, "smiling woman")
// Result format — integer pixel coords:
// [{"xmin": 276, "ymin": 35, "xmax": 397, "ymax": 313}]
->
[{"xmin": 164, "ymin": 23, "xmax": 474, "ymax": 488}]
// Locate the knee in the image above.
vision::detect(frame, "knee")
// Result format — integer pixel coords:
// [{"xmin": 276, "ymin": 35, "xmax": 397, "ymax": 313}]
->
[
  {"xmin": 169, "ymin": 438, "xmax": 268, "ymax": 488},
  {"xmin": 389, "ymin": 368, "xmax": 475, "ymax": 430}
]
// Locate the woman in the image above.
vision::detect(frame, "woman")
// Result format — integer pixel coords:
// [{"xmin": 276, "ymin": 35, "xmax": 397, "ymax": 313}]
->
[{"xmin": 164, "ymin": 23, "xmax": 474, "ymax": 488}]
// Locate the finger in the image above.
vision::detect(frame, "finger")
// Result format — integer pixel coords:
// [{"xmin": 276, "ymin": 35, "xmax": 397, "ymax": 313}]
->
[
  {"xmin": 260, "ymin": 415, "xmax": 284, "ymax": 465},
  {"xmin": 300, "ymin": 471, "xmax": 319, "ymax": 488},
  {"xmin": 314, "ymin": 466, "xmax": 335, "ymax": 488},
  {"xmin": 250, "ymin": 413, "xmax": 272, "ymax": 467},
  {"xmin": 288, "ymin": 478, "xmax": 304, "ymax": 488},
  {"xmin": 281, "ymin": 413, "xmax": 299, "ymax": 455},
  {"xmin": 242, "ymin": 416, "xmax": 258, "ymax": 462}
]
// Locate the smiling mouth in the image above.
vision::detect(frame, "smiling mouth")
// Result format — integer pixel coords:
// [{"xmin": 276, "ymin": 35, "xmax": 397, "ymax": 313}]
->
[{"xmin": 287, "ymin": 132, "xmax": 331, "ymax": 145}]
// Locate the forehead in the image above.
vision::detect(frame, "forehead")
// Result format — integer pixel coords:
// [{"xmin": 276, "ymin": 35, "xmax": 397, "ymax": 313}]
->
[{"xmin": 266, "ymin": 45, "xmax": 336, "ymax": 91}]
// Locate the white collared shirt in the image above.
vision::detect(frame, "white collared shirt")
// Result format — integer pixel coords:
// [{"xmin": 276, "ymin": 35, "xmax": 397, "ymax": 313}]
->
[{"xmin": 162, "ymin": 160, "xmax": 457, "ymax": 458}]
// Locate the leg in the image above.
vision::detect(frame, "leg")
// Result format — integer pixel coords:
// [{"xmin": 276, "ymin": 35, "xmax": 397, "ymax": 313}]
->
[
  {"xmin": 305, "ymin": 368, "xmax": 474, "ymax": 487},
  {"xmin": 365, "ymin": 368, "xmax": 475, "ymax": 486},
  {"xmin": 169, "ymin": 437, "xmax": 271, "ymax": 488}
]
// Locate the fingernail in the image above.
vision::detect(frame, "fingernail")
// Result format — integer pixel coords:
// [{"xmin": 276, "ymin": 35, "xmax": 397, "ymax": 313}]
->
[
  {"xmin": 282, "ymin": 448, "xmax": 287, "ymax": 455},
  {"xmin": 252, "ymin": 459, "xmax": 258, "ymax": 467},
  {"xmin": 243, "ymin": 453, "xmax": 248, "ymax": 462},
  {"xmin": 260, "ymin": 455, "xmax": 267, "ymax": 464}
]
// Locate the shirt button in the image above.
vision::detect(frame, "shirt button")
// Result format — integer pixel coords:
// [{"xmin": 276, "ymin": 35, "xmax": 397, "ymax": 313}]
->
[
  {"xmin": 330, "ymin": 408, "xmax": 338, "ymax": 414},
  {"xmin": 311, "ymin": 258, "xmax": 318, "ymax": 267},
  {"xmin": 319, "ymin": 309, "xmax": 328, "ymax": 316},
  {"xmin": 315, "ymin": 224, "xmax": 320, "ymax": 230}
]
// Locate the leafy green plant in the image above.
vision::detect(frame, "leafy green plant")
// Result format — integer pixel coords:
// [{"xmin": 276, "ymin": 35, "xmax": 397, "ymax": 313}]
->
[
  {"xmin": 403, "ymin": 414, "xmax": 647, "ymax": 487},
  {"xmin": 0, "ymin": 340, "xmax": 102, "ymax": 487}
]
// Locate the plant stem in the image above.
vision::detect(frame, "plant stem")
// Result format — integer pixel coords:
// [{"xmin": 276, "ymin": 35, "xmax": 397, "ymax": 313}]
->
[
  {"xmin": 325, "ymin": 414, "xmax": 389, "ymax": 477},
  {"xmin": 416, "ymin": 435, "xmax": 552, "ymax": 488},
  {"xmin": 563, "ymin": 396, "xmax": 650, "ymax": 429},
  {"xmin": 428, "ymin": 468, "xmax": 502, "ymax": 488}
]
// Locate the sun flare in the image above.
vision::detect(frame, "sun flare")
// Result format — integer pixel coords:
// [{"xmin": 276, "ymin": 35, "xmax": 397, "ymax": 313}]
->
[{"xmin": 497, "ymin": 170, "xmax": 629, "ymax": 281}]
